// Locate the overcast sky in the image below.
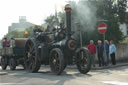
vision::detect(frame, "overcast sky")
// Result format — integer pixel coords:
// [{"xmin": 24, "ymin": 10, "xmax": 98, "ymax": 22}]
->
[
  {"xmin": 0, "ymin": 0, "xmax": 127, "ymax": 40},
  {"xmin": 0, "ymin": 0, "xmax": 80, "ymax": 39}
]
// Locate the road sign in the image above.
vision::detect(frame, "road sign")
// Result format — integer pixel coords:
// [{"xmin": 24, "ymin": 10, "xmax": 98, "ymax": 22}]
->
[{"xmin": 98, "ymin": 22, "xmax": 107, "ymax": 34}]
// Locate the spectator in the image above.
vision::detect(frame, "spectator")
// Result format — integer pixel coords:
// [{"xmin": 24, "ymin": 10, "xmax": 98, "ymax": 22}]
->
[
  {"xmin": 97, "ymin": 40, "xmax": 104, "ymax": 67},
  {"xmin": 104, "ymin": 40, "xmax": 109, "ymax": 66},
  {"xmin": 10, "ymin": 38, "xmax": 15, "ymax": 48},
  {"xmin": 109, "ymin": 40, "xmax": 116, "ymax": 65},
  {"xmin": 2, "ymin": 38, "xmax": 9, "ymax": 48},
  {"xmin": 45, "ymin": 25, "xmax": 50, "ymax": 32},
  {"xmin": 2, "ymin": 39, "xmax": 5, "ymax": 48},
  {"xmin": 33, "ymin": 25, "xmax": 43, "ymax": 35},
  {"xmin": 88, "ymin": 40, "xmax": 96, "ymax": 67}
]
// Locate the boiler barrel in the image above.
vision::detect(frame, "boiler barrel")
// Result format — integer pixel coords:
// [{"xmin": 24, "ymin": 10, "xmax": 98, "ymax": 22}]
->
[{"xmin": 15, "ymin": 38, "xmax": 27, "ymax": 48}]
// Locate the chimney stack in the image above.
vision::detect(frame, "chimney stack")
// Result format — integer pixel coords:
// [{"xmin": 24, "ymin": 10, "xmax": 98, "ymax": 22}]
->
[{"xmin": 65, "ymin": 4, "xmax": 72, "ymax": 39}]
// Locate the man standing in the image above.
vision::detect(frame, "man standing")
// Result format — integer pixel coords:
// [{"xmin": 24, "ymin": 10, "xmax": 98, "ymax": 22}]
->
[
  {"xmin": 10, "ymin": 38, "xmax": 15, "ymax": 48},
  {"xmin": 88, "ymin": 40, "xmax": 96, "ymax": 67},
  {"xmin": 104, "ymin": 40, "xmax": 109, "ymax": 66},
  {"xmin": 97, "ymin": 40, "xmax": 104, "ymax": 67}
]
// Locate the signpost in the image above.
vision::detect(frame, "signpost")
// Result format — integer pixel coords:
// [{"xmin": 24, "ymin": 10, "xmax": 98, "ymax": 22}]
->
[{"xmin": 98, "ymin": 22, "xmax": 107, "ymax": 65}]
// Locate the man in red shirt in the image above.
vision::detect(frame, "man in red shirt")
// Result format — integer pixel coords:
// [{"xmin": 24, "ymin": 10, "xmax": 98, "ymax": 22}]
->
[
  {"xmin": 3, "ymin": 38, "xmax": 9, "ymax": 47},
  {"xmin": 88, "ymin": 40, "xmax": 96, "ymax": 67}
]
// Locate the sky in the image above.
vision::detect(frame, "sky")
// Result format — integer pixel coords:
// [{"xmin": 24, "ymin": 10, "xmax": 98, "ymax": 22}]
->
[
  {"xmin": 0, "ymin": 0, "xmax": 127, "ymax": 40},
  {"xmin": 0, "ymin": 0, "xmax": 79, "ymax": 39}
]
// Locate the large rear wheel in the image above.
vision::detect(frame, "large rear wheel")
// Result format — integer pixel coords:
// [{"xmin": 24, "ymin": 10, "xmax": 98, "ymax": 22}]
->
[
  {"xmin": 24, "ymin": 39, "xmax": 41, "ymax": 73},
  {"xmin": 75, "ymin": 47, "xmax": 91, "ymax": 74},
  {"xmin": 49, "ymin": 48, "xmax": 64, "ymax": 75}
]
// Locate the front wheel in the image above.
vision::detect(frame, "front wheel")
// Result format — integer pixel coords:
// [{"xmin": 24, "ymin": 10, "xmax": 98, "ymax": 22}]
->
[
  {"xmin": 1, "ymin": 57, "xmax": 8, "ymax": 70},
  {"xmin": 49, "ymin": 48, "xmax": 64, "ymax": 75},
  {"xmin": 75, "ymin": 47, "xmax": 91, "ymax": 74},
  {"xmin": 9, "ymin": 58, "xmax": 17, "ymax": 70}
]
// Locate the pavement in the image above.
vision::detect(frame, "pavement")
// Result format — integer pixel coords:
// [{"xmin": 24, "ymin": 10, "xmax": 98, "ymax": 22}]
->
[{"xmin": 67, "ymin": 62, "xmax": 128, "ymax": 70}]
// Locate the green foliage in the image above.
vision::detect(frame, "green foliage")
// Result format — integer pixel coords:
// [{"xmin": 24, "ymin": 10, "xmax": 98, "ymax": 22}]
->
[
  {"xmin": 45, "ymin": 15, "xmax": 57, "ymax": 28},
  {"xmin": 95, "ymin": 0, "xmax": 124, "ymax": 43},
  {"xmin": 117, "ymin": 0, "xmax": 128, "ymax": 23},
  {"xmin": 120, "ymin": 40, "xmax": 128, "ymax": 44},
  {"xmin": 44, "ymin": 0, "xmax": 127, "ymax": 44},
  {"xmin": 3, "ymin": 25, "xmax": 45, "ymax": 40},
  {"xmin": 5, "ymin": 30, "xmax": 25, "ymax": 39}
]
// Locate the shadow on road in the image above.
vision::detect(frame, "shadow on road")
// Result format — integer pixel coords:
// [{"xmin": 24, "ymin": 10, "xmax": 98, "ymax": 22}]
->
[{"xmin": 8, "ymin": 68, "xmax": 92, "ymax": 85}]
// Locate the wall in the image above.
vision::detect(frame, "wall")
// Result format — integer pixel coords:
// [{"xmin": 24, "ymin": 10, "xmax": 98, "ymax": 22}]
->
[
  {"xmin": 92, "ymin": 44, "xmax": 128, "ymax": 63},
  {"xmin": 116, "ymin": 44, "xmax": 128, "ymax": 62}
]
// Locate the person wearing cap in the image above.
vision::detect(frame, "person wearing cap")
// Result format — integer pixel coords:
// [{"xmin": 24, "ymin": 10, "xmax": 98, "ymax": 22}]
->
[
  {"xmin": 88, "ymin": 40, "xmax": 96, "ymax": 67},
  {"xmin": 45, "ymin": 25, "xmax": 50, "ymax": 32},
  {"xmin": 97, "ymin": 40, "xmax": 104, "ymax": 67},
  {"xmin": 104, "ymin": 40, "xmax": 109, "ymax": 66},
  {"xmin": 109, "ymin": 40, "xmax": 116, "ymax": 65},
  {"xmin": 33, "ymin": 25, "xmax": 43, "ymax": 35}
]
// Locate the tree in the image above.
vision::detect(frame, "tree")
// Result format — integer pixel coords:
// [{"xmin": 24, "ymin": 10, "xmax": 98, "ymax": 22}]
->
[
  {"xmin": 44, "ymin": 15, "xmax": 57, "ymax": 28},
  {"xmin": 5, "ymin": 30, "xmax": 25, "ymax": 39},
  {"xmin": 3, "ymin": 25, "xmax": 45, "ymax": 40},
  {"xmin": 117, "ymin": 0, "xmax": 128, "ymax": 23},
  {"xmin": 96, "ymin": 0, "xmax": 124, "ymax": 42},
  {"xmin": 44, "ymin": 0, "xmax": 125, "ymax": 44}
]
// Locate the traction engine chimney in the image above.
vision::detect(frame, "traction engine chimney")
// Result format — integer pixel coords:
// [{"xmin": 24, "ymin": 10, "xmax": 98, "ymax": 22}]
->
[{"xmin": 65, "ymin": 4, "xmax": 72, "ymax": 39}]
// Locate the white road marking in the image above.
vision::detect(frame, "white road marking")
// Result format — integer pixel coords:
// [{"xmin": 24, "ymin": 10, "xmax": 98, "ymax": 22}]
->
[
  {"xmin": 102, "ymin": 81, "xmax": 128, "ymax": 85},
  {"xmin": 120, "ymin": 74, "xmax": 128, "ymax": 75},
  {"xmin": 0, "ymin": 83, "xmax": 24, "ymax": 85}
]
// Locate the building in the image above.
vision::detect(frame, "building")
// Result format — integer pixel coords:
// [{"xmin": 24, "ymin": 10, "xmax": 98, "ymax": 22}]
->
[{"xmin": 8, "ymin": 16, "xmax": 35, "ymax": 32}]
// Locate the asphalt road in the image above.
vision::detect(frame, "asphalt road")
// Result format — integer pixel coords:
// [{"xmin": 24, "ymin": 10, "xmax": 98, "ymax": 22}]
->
[{"xmin": 0, "ymin": 65, "xmax": 128, "ymax": 85}]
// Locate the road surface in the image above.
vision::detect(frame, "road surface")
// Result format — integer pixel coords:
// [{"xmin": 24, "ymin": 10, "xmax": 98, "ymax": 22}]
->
[{"xmin": 0, "ymin": 65, "xmax": 128, "ymax": 85}]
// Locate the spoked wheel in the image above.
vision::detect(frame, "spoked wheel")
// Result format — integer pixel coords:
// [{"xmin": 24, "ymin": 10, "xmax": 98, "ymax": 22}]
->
[
  {"xmin": 9, "ymin": 58, "xmax": 16, "ymax": 70},
  {"xmin": 75, "ymin": 47, "xmax": 91, "ymax": 74},
  {"xmin": 1, "ymin": 57, "xmax": 8, "ymax": 70},
  {"xmin": 49, "ymin": 48, "xmax": 64, "ymax": 75},
  {"xmin": 24, "ymin": 39, "xmax": 41, "ymax": 73}
]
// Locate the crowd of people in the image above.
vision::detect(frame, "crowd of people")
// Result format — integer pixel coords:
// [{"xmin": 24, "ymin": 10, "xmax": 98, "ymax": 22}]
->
[
  {"xmin": 2, "ymin": 37, "xmax": 15, "ymax": 48},
  {"xmin": 88, "ymin": 40, "xmax": 116, "ymax": 67}
]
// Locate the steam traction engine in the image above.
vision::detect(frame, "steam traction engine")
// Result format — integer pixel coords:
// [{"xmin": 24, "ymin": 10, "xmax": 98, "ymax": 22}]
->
[{"xmin": 24, "ymin": 4, "xmax": 91, "ymax": 75}]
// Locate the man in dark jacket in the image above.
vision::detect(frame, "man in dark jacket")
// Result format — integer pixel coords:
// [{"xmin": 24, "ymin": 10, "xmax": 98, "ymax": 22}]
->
[
  {"xmin": 97, "ymin": 40, "xmax": 104, "ymax": 67},
  {"xmin": 104, "ymin": 40, "xmax": 109, "ymax": 66},
  {"xmin": 33, "ymin": 25, "xmax": 43, "ymax": 35}
]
